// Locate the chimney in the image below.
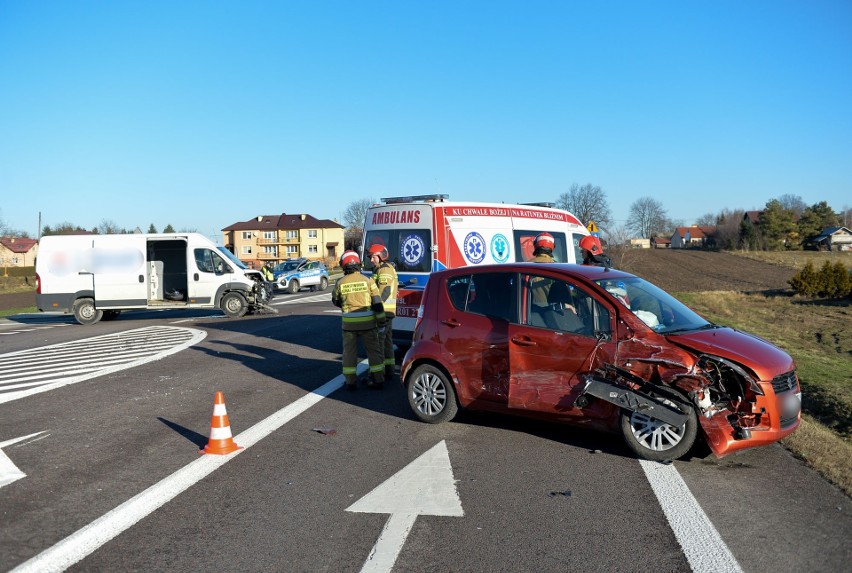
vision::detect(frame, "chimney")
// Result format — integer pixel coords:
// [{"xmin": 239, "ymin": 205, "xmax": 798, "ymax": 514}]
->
[
  {"xmin": 300, "ymin": 214, "xmax": 306, "ymax": 221},
  {"xmin": 257, "ymin": 216, "xmax": 263, "ymax": 222}
]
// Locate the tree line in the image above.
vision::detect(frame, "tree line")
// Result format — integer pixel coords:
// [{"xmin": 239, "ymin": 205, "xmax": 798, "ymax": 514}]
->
[
  {"xmin": 0, "ymin": 212, "xmax": 191, "ymax": 238},
  {"xmin": 341, "ymin": 186, "xmax": 849, "ymax": 252}
]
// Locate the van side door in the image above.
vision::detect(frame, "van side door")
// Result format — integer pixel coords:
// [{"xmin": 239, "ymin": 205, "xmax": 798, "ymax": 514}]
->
[
  {"xmin": 190, "ymin": 248, "xmax": 231, "ymax": 305},
  {"xmin": 90, "ymin": 235, "xmax": 147, "ymax": 309}
]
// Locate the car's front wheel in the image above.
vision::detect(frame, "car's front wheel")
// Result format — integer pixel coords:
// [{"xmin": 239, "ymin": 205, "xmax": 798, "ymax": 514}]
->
[
  {"xmin": 317, "ymin": 276, "xmax": 328, "ymax": 291},
  {"xmin": 620, "ymin": 394, "xmax": 697, "ymax": 461},
  {"xmin": 288, "ymin": 280, "xmax": 300, "ymax": 294},
  {"xmin": 406, "ymin": 364, "xmax": 459, "ymax": 424}
]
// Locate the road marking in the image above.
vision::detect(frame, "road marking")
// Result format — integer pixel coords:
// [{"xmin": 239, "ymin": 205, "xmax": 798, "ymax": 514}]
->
[
  {"xmin": 10, "ymin": 362, "xmax": 366, "ymax": 573},
  {"xmin": 273, "ymin": 293, "xmax": 332, "ymax": 306},
  {"xmin": 640, "ymin": 459, "xmax": 743, "ymax": 573},
  {"xmin": 0, "ymin": 327, "xmax": 206, "ymax": 405},
  {"xmin": 0, "ymin": 432, "xmax": 48, "ymax": 489},
  {"xmin": 347, "ymin": 440, "xmax": 463, "ymax": 573}
]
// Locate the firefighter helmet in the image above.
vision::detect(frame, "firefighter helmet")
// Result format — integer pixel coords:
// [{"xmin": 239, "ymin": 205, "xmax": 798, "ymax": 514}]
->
[
  {"xmin": 368, "ymin": 243, "xmax": 389, "ymax": 261},
  {"xmin": 533, "ymin": 232, "xmax": 555, "ymax": 251},
  {"xmin": 580, "ymin": 235, "xmax": 602, "ymax": 255},
  {"xmin": 340, "ymin": 250, "xmax": 361, "ymax": 268}
]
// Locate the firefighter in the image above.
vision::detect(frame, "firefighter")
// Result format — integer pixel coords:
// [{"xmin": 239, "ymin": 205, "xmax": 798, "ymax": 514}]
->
[
  {"xmin": 332, "ymin": 250, "xmax": 386, "ymax": 390},
  {"xmin": 368, "ymin": 244, "xmax": 399, "ymax": 378},
  {"xmin": 530, "ymin": 232, "xmax": 556, "ymax": 263},
  {"xmin": 580, "ymin": 235, "xmax": 613, "ymax": 268}
]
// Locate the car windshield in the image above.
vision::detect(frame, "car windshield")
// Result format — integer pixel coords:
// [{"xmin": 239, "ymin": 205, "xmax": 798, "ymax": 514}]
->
[
  {"xmin": 594, "ymin": 276, "xmax": 712, "ymax": 334},
  {"xmin": 274, "ymin": 260, "xmax": 303, "ymax": 273},
  {"xmin": 216, "ymin": 246, "xmax": 248, "ymax": 269}
]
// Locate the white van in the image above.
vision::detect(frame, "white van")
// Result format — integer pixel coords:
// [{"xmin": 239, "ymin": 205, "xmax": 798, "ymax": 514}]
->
[
  {"xmin": 36, "ymin": 233, "xmax": 272, "ymax": 325},
  {"xmin": 361, "ymin": 195, "xmax": 590, "ymax": 345}
]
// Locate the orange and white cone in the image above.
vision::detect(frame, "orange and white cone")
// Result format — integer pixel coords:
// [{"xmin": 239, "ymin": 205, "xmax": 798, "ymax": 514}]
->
[{"xmin": 200, "ymin": 391, "xmax": 242, "ymax": 455}]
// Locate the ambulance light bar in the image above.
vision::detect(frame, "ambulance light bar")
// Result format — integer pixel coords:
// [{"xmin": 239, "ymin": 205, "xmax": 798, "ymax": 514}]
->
[
  {"xmin": 520, "ymin": 202, "xmax": 555, "ymax": 208},
  {"xmin": 381, "ymin": 194, "xmax": 449, "ymax": 204}
]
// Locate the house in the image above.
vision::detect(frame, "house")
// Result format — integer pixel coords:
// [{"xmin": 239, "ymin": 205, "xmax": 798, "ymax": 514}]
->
[
  {"xmin": 671, "ymin": 225, "xmax": 716, "ymax": 249},
  {"xmin": 0, "ymin": 236, "xmax": 39, "ymax": 267},
  {"xmin": 222, "ymin": 214, "xmax": 345, "ymax": 269},
  {"xmin": 651, "ymin": 236, "xmax": 671, "ymax": 249},
  {"xmin": 743, "ymin": 211, "xmax": 762, "ymax": 225},
  {"xmin": 628, "ymin": 238, "xmax": 651, "ymax": 249},
  {"xmin": 805, "ymin": 227, "xmax": 852, "ymax": 251}
]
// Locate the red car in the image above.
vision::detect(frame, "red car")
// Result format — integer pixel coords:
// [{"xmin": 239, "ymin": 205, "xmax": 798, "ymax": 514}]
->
[{"xmin": 400, "ymin": 263, "xmax": 801, "ymax": 461}]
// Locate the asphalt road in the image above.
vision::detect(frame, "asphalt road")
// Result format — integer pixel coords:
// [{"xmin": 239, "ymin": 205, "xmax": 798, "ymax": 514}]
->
[{"xmin": 0, "ymin": 292, "xmax": 849, "ymax": 573}]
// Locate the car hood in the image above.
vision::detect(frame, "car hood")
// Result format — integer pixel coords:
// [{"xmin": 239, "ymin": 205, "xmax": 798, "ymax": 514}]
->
[{"xmin": 666, "ymin": 326, "xmax": 794, "ymax": 380}]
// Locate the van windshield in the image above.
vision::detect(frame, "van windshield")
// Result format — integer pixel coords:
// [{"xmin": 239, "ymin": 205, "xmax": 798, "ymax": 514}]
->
[
  {"xmin": 217, "ymin": 246, "xmax": 248, "ymax": 269},
  {"xmin": 364, "ymin": 230, "xmax": 432, "ymax": 273}
]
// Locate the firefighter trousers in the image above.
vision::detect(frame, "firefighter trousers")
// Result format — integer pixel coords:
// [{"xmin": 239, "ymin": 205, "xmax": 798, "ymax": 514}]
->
[{"xmin": 342, "ymin": 328, "xmax": 385, "ymax": 386}]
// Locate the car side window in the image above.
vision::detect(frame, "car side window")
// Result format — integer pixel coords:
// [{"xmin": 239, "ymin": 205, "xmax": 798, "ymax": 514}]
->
[
  {"xmin": 523, "ymin": 273, "xmax": 610, "ymax": 338},
  {"xmin": 195, "ymin": 249, "xmax": 215, "ymax": 273},
  {"xmin": 446, "ymin": 276, "xmax": 472, "ymax": 311},
  {"xmin": 465, "ymin": 272, "xmax": 517, "ymax": 322}
]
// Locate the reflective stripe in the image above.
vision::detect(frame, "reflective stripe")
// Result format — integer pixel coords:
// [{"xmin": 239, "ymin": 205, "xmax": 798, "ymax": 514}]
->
[
  {"xmin": 369, "ymin": 364, "xmax": 385, "ymax": 373},
  {"xmin": 384, "ymin": 358, "xmax": 395, "ymax": 366},
  {"xmin": 209, "ymin": 426, "xmax": 233, "ymax": 440},
  {"xmin": 213, "ymin": 404, "xmax": 227, "ymax": 416},
  {"xmin": 343, "ymin": 366, "xmax": 357, "ymax": 375}
]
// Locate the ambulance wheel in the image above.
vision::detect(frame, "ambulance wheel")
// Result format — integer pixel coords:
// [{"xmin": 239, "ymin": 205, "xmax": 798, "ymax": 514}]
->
[
  {"xmin": 101, "ymin": 310, "xmax": 121, "ymax": 321},
  {"xmin": 221, "ymin": 292, "xmax": 248, "ymax": 318},
  {"xmin": 73, "ymin": 298, "xmax": 103, "ymax": 325},
  {"xmin": 317, "ymin": 277, "xmax": 328, "ymax": 291},
  {"xmin": 288, "ymin": 280, "xmax": 300, "ymax": 294}
]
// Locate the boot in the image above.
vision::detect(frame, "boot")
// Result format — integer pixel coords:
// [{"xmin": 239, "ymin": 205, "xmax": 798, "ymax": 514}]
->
[
  {"xmin": 344, "ymin": 375, "xmax": 358, "ymax": 391},
  {"xmin": 367, "ymin": 373, "xmax": 385, "ymax": 390}
]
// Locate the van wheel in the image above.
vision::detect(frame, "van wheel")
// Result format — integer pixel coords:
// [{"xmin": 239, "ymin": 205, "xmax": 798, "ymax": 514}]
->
[
  {"xmin": 288, "ymin": 280, "xmax": 300, "ymax": 294},
  {"xmin": 317, "ymin": 277, "xmax": 328, "ymax": 291},
  {"xmin": 101, "ymin": 310, "xmax": 121, "ymax": 321},
  {"xmin": 73, "ymin": 298, "xmax": 103, "ymax": 325},
  {"xmin": 221, "ymin": 292, "xmax": 248, "ymax": 318},
  {"xmin": 406, "ymin": 364, "xmax": 458, "ymax": 424},
  {"xmin": 620, "ymin": 394, "xmax": 697, "ymax": 461}
]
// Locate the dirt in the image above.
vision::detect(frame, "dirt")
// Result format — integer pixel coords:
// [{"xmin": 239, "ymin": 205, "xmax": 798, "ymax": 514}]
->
[
  {"xmin": 0, "ymin": 250, "xmax": 797, "ymax": 312},
  {"xmin": 612, "ymin": 249, "xmax": 796, "ymax": 294}
]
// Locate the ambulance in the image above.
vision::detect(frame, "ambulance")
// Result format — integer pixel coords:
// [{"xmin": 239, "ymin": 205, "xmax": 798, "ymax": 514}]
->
[{"xmin": 361, "ymin": 195, "xmax": 590, "ymax": 346}]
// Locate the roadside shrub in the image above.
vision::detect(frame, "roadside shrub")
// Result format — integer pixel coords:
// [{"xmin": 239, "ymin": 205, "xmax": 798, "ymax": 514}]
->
[{"xmin": 789, "ymin": 260, "xmax": 852, "ymax": 298}]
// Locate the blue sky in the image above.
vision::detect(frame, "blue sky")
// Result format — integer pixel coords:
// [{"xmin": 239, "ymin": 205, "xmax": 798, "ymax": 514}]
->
[{"xmin": 1, "ymin": 1, "xmax": 850, "ymax": 242}]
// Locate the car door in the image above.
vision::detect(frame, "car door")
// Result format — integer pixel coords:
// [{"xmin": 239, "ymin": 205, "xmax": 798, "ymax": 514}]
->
[
  {"xmin": 507, "ymin": 272, "xmax": 616, "ymax": 416},
  {"xmin": 302, "ymin": 261, "xmax": 320, "ymax": 286},
  {"xmin": 190, "ymin": 247, "xmax": 231, "ymax": 305},
  {"xmin": 438, "ymin": 271, "xmax": 518, "ymax": 405}
]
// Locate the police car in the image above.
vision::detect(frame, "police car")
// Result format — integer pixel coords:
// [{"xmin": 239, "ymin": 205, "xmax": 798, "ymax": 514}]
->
[{"xmin": 271, "ymin": 258, "xmax": 329, "ymax": 294}]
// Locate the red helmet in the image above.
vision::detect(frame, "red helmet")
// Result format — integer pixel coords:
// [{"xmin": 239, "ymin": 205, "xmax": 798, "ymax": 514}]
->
[
  {"xmin": 340, "ymin": 250, "xmax": 361, "ymax": 268},
  {"xmin": 533, "ymin": 232, "xmax": 555, "ymax": 250},
  {"xmin": 368, "ymin": 243, "xmax": 389, "ymax": 261},
  {"xmin": 580, "ymin": 235, "xmax": 602, "ymax": 255}
]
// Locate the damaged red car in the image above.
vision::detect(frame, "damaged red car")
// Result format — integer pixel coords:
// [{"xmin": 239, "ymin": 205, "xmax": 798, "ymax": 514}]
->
[{"xmin": 401, "ymin": 263, "xmax": 801, "ymax": 461}]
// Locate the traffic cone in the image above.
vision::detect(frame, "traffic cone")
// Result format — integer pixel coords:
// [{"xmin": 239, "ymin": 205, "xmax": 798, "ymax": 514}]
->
[{"xmin": 200, "ymin": 391, "xmax": 242, "ymax": 455}]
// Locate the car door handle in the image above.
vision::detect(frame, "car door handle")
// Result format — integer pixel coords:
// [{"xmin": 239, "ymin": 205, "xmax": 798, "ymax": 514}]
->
[
  {"xmin": 194, "ymin": 273, "xmax": 199, "ymax": 281},
  {"xmin": 511, "ymin": 336, "xmax": 537, "ymax": 347},
  {"xmin": 441, "ymin": 318, "xmax": 461, "ymax": 328}
]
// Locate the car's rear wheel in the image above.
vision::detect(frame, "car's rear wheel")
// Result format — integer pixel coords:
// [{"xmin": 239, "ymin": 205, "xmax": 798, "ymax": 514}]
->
[
  {"xmin": 288, "ymin": 280, "xmax": 300, "ymax": 294},
  {"xmin": 221, "ymin": 291, "xmax": 248, "ymax": 318},
  {"xmin": 620, "ymin": 394, "xmax": 697, "ymax": 461},
  {"xmin": 317, "ymin": 277, "xmax": 328, "ymax": 291},
  {"xmin": 406, "ymin": 364, "xmax": 458, "ymax": 423}
]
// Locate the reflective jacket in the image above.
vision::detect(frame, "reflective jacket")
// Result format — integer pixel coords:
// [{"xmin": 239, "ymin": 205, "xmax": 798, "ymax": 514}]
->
[
  {"xmin": 372, "ymin": 262, "xmax": 398, "ymax": 317},
  {"xmin": 332, "ymin": 272, "xmax": 385, "ymax": 331}
]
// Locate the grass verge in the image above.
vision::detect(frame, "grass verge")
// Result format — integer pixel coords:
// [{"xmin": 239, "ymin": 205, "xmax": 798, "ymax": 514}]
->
[{"xmin": 677, "ymin": 290, "xmax": 851, "ymax": 496}]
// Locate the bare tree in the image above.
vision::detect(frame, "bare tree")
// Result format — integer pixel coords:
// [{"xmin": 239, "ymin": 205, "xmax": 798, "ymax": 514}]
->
[
  {"xmin": 555, "ymin": 183, "xmax": 612, "ymax": 228},
  {"xmin": 695, "ymin": 212, "xmax": 717, "ymax": 226},
  {"xmin": 342, "ymin": 198, "xmax": 376, "ymax": 252},
  {"xmin": 778, "ymin": 193, "xmax": 807, "ymax": 216},
  {"xmin": 97, "ymin": 219, "xmax": 121, "ymax": 234},
  {"xmin": 627, "ymin": 197, "xmax": 669, "ymax": 238},
  {"xmin": 714, "ymin": 208, "xmax": 745, "ymax": 249}
]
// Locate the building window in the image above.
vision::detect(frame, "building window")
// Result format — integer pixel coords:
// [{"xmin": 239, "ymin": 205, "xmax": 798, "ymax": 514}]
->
[
  {"xmin": 242, "ymin": 231, "xmax": 252, "ymax": 240},
  {"xmin": 308, "ymin": 245, "xmax": 318, "ymax": 254},
  {"xmin": 308, "ymin": 230, "xmax": 318, "ymax": 238},
  {"xmin": 242, "ymin": 246, "xmax": 253, "ymax": 255},
  {"xmin": 286, "ymin": 230, "xmax": 298, "ymax": 239},
  {"xmin": 263, "ymin": 231, "xmax": 276, "ymax": 240},
  {"xmin": 285, "ymin": 245, "xmax": 298, "ymax": 255},
  {"xmin": 263, "ymin": 246, "xmax": 277, "ymax": 255}
]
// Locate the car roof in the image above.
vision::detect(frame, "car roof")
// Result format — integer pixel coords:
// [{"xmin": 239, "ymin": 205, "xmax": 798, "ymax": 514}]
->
[{"xmin": 433, "ymin": 263, "xmax": 635, "ymax": 281}]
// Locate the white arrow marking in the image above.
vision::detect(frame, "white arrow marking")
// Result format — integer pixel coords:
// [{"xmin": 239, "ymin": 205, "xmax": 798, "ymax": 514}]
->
[
  {"xmin": 0, "ymin": 431, "xmax": 48, "ymax": 489},
  {"xmin": 347, "ymin": 440, "xmax": 463, "ymax": 573}
]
